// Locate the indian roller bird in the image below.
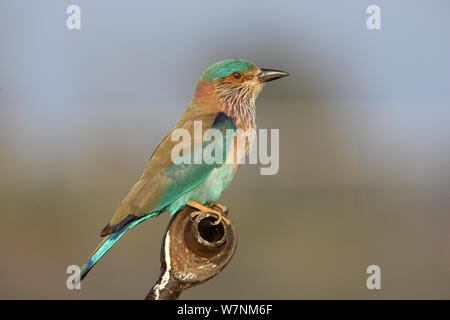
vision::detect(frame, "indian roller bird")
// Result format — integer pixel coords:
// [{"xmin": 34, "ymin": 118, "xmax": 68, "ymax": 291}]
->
[{"xmin": 79, "ymin": 59, "xmax": 288, "ymax": 281}]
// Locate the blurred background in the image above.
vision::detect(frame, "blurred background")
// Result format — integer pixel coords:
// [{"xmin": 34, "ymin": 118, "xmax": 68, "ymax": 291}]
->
[{"xmin": 1, "ymin": 0, "xmax": 450, "ymax": 299}]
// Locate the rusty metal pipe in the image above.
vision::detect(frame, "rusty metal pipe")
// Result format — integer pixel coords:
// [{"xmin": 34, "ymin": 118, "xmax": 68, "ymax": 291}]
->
[{"xmin": 145, "ymin": 206, "xmax": 237, "ymax": 300}]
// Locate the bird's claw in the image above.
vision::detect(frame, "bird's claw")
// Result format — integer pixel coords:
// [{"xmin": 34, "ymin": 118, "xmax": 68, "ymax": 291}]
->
[
  {"xmin": 189, "ymin": 209, "xmax": 231, "ymax": 226},
  {"xmin": 187, "ymin": 200, "xmax": 231, "ymax": 225},
  {"xmin": 189, "ymin": 210, "xmax": 204, "ymax": 220},
  {"xmin": 211, "ymin": 213, "xmax": 231, "ymax": 226},
  {"xmin": 208, "ymin": 202, "xmax": 229, "ymax": 216}
]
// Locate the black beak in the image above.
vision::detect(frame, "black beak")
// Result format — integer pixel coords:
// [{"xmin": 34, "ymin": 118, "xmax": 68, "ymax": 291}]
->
[{"xmin": 259, "ymin": 68, "xmax": 289, "ymax": 83}]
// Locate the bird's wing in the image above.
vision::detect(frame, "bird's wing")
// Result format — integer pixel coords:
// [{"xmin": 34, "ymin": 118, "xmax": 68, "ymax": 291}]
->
[{"xmin": 100, "ymin": 111, "xmax": 236, "ymax": 236}]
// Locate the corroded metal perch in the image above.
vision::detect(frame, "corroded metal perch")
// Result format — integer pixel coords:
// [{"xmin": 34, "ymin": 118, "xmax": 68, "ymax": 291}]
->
[{"xmin": 145, "ymin": 206, "xmax": 237, "ymax": 300}]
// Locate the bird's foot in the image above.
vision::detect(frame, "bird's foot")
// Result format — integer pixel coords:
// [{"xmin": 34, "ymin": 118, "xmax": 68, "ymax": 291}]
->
[
  {"xmin": 207, "ymin": 202, "xmax": 229, "ymax": 216},
  {"xmin": 187, "ymin": 200, "xmax": 231, "ymax": 225},
  {"xmin": 211, "ymin": 213, "xmax": 231, "ymax": 226}
]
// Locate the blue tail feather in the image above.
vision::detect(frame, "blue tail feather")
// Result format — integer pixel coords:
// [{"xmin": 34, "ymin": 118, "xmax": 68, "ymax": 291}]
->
[{"xmin": 80, "ymin": 216, "xmax": 148, "ymax": 280}]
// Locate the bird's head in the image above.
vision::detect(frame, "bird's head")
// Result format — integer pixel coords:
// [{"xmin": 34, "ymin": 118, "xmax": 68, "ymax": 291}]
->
[{"xmin": 194, "ymin": 59, "xmax": 288, "ymax": 126}]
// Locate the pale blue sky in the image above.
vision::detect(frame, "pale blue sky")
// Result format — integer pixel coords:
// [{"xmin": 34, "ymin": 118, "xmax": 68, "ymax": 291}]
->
[
  {"xmin": 1, "ymin": 1, "xmax": 449, "ymax": 110},
  {"xmin": 0, "ymin": 0, "xmax": 449, "ymax": 186}
]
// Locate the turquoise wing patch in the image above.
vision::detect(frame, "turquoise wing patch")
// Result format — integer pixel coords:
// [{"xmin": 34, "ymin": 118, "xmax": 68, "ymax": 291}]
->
[{"xmin": 156, "ymin": 112, "xmax": 236, "ymax": 210}]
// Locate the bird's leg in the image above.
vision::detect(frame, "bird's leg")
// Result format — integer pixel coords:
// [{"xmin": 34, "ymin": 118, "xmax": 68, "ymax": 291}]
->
[
  {"xmin": 207, "ymin": 202, "xmax": 230, "ymax": 226},
  {"xmin": 187, "ymin": 200, "xmax": 224, "ymax": 215},
  {"xmin": 189, "ymin": 209, "xmax": 204, "ymax": 220},
  {"xmin": 207, "ymin": 202, "xmax": 229, "ymax": 216},
  {"xmin": 211, "ymin": 213, "xmax": 231, "ymax": 226},
  {"xmin": 187, "ymin": 200, "xmax": 231, "ymax": 225}
]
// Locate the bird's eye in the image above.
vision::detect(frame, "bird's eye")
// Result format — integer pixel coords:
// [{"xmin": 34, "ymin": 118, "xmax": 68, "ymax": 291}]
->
[{"xmin": 232, "ymin": 72, "xmax": 242, "ymax": 80}]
